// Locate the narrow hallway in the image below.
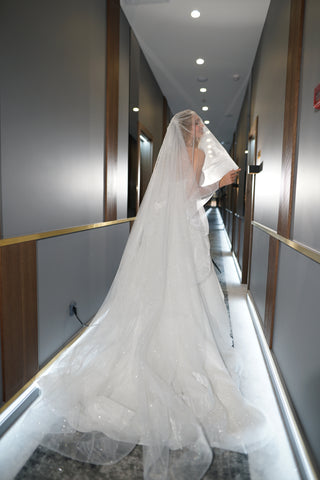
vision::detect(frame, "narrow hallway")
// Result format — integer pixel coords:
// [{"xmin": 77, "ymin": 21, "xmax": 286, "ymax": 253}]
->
[
  {"xmin": 0, "ymin": 208, "xmax": 300, "ymax": 480},
  {"xmin": 207, "ymin": 207, "xmax": 300, "ymax": 479}
]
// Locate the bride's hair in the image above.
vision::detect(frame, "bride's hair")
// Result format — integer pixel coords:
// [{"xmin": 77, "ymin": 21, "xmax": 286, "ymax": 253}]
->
[{"xmin": 174, "ymin": 109, "xmax": 199, "ymax": 147}]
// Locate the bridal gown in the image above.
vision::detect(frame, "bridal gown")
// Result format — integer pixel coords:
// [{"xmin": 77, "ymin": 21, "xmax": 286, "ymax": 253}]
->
[{"xmin": 30, "ymin": 111, "xmax": 270, "ymax": 479}]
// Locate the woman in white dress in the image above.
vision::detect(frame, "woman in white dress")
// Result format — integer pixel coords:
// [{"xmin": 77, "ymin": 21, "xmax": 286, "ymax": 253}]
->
[{"xmin": 32, "ymin": 110, "xmax": 268, "ymax": 479}]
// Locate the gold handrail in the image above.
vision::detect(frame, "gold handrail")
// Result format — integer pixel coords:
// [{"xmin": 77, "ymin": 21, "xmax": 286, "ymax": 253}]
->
[
  {"xmin": 0, "ymin": 324, "xmax": 90, "ymax": 415},
  {"xmin": 0, "ymin": 217, "xmax": 136, "ymax": 247},
  {"xmin": 252, "ymin": 220, "xmax": 320, "ymax": 265}
]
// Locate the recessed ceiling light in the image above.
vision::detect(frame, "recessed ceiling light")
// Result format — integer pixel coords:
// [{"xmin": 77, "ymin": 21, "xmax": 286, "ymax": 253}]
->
[
  {"xmin": 245, "ymin": 150, "xmax": 248, "ymax": 154},
  {"xmin": 204, "ymin": 120, "xmax": 210, "ymax": 125},
  {"xmin": 232, "ymin": 73, "xmax": 240, "ymax": 81},
  {"xmin": 197, "ymin": 76, "xmax": 208, "ymax": 82},
  {"xmin": 200, "ymin": 87, "xmax": 207, "ymax": 93},
  {"xmin": 202, "ymin": 106, "xmax": 208, "ymax": 111},
  {"xmin": 196, "ymin": 58, "xmax": 205, "ymax": 65},
  {"xmin": 132, "ymin": 107, "xmax": 139, "ymax": 112},
  {"xmin": 191, "ymin": 9, "xmax": 200, "ymax": 18}
]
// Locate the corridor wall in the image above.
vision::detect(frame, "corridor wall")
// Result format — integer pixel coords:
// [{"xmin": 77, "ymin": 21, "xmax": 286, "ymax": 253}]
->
[
  {"xmin": 249, "ymin": 0, "xmax": 290, "ymax": 323},
  {"xmin": 0, "ymin": 0, "xmax": 107, "ymax": 237},
  {"xmin": 225, "ymin": 0, "xmax": 320, "ymax": 473},
  {"xmin": 271, "ymin": 0, "xmax": 320, "ymax": 470},
  {"xmin": 0, "ymin": 0, "xmax": 168, "ymax": 404}
]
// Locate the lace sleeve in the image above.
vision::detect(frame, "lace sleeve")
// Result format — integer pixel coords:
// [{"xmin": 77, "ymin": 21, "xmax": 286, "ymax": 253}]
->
[{"xmin": 199, "ymin": 180, "xmax": 220, "ymax": 199}]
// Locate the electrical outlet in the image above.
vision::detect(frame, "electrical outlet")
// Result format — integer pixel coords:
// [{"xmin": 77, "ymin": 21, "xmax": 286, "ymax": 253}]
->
[{"xmin": 69, "ymin": 301, "xmax": 77, "ymax": 316}]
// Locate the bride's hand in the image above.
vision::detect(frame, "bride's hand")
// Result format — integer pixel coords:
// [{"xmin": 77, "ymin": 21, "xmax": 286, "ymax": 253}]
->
[{"xmin": 219, "ymin": 168, "xmax": 241, "ymax": 188}]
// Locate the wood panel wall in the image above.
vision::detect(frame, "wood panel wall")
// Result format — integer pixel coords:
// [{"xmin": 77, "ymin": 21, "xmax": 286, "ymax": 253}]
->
[
  {"xmin": 0, "ymin": 242, "xmax": 38, "ymax": 401},
  {"xmin": 277, "ymin": 0, "xmax": 305, "ymax": 238}
]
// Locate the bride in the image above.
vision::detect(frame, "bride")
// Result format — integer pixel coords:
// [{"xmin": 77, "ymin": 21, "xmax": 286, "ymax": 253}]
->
[{"xmin": 31, "ymin": 110, "xmax": 268, "ymax": 479}]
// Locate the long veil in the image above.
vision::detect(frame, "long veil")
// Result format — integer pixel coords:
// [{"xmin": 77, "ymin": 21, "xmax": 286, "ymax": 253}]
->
[{"xmin": 28, "ymin": 111, "xmax": 268, "ymax": 479}]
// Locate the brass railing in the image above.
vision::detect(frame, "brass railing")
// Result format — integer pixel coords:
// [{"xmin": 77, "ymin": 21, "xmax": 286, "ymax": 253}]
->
[
  {"xmin": 0, "ymin": 217, "xmax": 136, "ymax": 247},
  {"xmin": 252, "ymin": 220, "xmax": 320, "ymax": 265}
]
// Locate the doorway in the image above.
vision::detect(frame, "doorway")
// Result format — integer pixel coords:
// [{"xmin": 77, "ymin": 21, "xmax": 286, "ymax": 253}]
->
[
  {"xmin": 139, "ymin": 129, "xmax": 153, "ymax": 203},
  {"xmin": 242, "ymin": 116, "xmax": 258, "ymax": 285},
  {"xmin": 127, "ymin": 124, "xmax": 153, "ymax": 217}
]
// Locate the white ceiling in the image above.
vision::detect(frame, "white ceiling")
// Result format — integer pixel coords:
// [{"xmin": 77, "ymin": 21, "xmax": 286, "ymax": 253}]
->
[{"xmin": 120, "ymin": 0, "xmax": 270, "ymax": 148}]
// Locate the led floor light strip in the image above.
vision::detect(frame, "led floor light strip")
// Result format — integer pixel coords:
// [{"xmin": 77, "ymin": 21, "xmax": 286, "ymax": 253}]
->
[{"xmin": 0, "ymin": 386, "xmax": 40, "ymax": 438}]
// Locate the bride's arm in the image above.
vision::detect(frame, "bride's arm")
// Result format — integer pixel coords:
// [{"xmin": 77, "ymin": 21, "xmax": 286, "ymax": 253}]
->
[
  {"xmin": 198, "ymin": 168, "xmax": 241, "ymax": 198},
  {"xmin": 219, "ymin": 168, "xmax": 241, "ymax": 187},
  {"xmin": 198, "ymin": 181, "xmax": 220, "ymax": 199}
]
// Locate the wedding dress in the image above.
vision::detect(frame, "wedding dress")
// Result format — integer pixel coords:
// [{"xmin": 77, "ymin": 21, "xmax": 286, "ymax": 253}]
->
[{"xmin": 31, "ymin": 110, "xmax": 269, "ymax": 479}]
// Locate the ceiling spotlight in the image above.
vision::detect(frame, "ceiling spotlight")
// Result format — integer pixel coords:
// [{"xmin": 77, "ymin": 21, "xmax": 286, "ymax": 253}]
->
[
  {"xmin": 204, "ymin": 120, "xmax": 210, "ymax": 125},
  {"xmin": 132, "ymin": 107, "xmax": 139, "ymax": 112},
  {"xmin": 196, "ymin": 58, "xmax": 205, "ymax": 65},
  {"xmin": 191, "ymin": 10, "xmax": 200, "ymax": 18},
  {"xmin": 245, "ymin": 150, "xmax": 248, "ymax": 154},
  {"xmin": 202, "ymin": 106, "xmax": 209, "ymax": 111},
  {"xmin": 197, "ymin": 76, "xmax": 208, "ymax": 82},
  {"xmin": 200, "ymin": 87, "xmax": 207, "ymax": 93},
  {"xmin": 232, "ymin": 73, "xmax": 240, "ymax": 81}
]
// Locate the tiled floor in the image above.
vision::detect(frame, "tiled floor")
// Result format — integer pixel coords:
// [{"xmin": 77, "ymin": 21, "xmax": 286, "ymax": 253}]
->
[{"xmin": 0, "ymin": 208, "xmax": 301, "ymax": 479}]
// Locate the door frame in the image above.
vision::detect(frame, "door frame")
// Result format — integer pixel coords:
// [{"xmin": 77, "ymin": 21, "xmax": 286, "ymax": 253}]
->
[{"xmin": 242, "ymin": 116, "xmax": 258, "ymax": 285}]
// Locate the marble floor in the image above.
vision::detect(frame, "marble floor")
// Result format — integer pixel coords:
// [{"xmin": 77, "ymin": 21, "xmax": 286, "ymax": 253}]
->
[{"xmin": 0, "ymin": 208, "xmax": 301, "ymax": 479}]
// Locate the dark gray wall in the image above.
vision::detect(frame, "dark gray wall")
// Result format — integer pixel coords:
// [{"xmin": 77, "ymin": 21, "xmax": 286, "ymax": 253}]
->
[
  {"xmin": 0, "ymin": 2, "xmax": 170, "ymax": 403},
  {"xmin": 35, "ymin": 6, "xmax": 132, "ymax": 366},
  {"xmin": 248, "ymin": 0, "xmax": 290, "ymax": 320},
  {"xmin": 273, "ymin": 243, "xmax": 320, "ymax": 464},
  {"xmin": 0, "ymin": 0, "xmax": 106, "ymax": 237},
  {"xmin": 249, "ymin": 226, "xmax": 269, "ymax": 322},
  {"xmin": 271, "ymin": 0, "xmax": 320, "ymax": 468},
  {"xmin": 0, "ymin": 1, "xmax": 133, "ymax": 385},
  {"xmin": 37, "ymin": 223, "xmax": 129, "ymax": 366},
  {"xmin": 117, "ymin": 10, "xmax": 130, "ymax": 219},
  {"xmin": 293, "ymin": 0, "xmax": 320, "ymax": 251},
  {"xmin": 250, "ymin": 0, "xmax": 290, "ymax": 231}
]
